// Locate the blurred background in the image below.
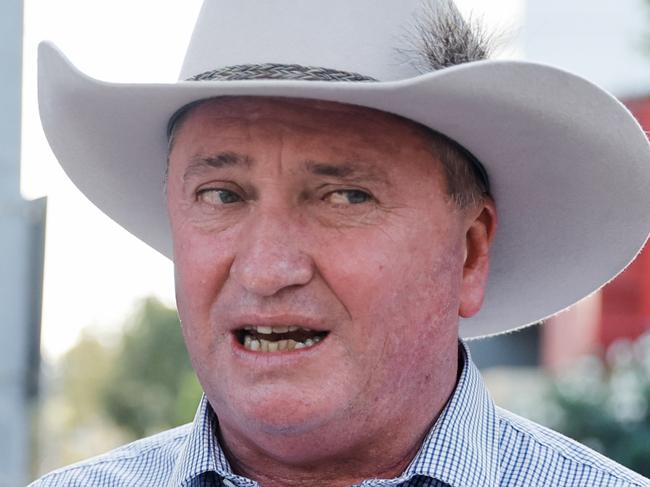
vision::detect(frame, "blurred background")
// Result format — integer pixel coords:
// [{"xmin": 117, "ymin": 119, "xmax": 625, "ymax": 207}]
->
[{"xmin": 1, "ymin": 0, "xmax": 649, "ymax": 485}]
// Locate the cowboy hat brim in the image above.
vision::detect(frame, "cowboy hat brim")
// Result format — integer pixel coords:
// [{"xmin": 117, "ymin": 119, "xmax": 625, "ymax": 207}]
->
[{"xmin": 38, "ymin": 41, "xmax": 650, "ymax": 339}]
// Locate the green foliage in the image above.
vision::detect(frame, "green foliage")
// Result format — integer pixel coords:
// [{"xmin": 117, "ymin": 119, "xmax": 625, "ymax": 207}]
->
[
  {"xmin": 549, "ymin": 336, "xmax": 650, "ymax": 477},
  {"xmin": 101, "ymin": 298, "xmax": 203, "ymax": 438},
  {"xmin": 58, "ymin": 332, "xmax": 116, "ymax": 427},
  {"xmin": 40, "ymin": 298, "xmax": 203, "ymax": 470}
]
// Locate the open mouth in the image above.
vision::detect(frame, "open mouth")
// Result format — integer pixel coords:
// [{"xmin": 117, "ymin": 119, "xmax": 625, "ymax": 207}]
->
[{"xmin": 235, "ymin": 326, "xmax": 329, "ymax": 352}]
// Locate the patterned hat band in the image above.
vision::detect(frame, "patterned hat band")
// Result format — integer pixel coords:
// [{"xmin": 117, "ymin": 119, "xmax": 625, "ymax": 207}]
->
[
  {"xmin": 169, "ymin": 62, "xmax": 489, "ymax": 192},
  {"xmin": 186, "ymin": 63, "xmax": 379, "ymax": 82}
]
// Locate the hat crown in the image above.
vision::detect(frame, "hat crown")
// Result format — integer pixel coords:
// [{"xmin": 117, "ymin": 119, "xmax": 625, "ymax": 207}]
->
[{"xmin": 180, "ymin": 0, "xmax": 425, "ymax": 81}]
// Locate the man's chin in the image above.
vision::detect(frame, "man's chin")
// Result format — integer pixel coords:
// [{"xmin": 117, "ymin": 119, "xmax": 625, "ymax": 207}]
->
[
  {"xmin": 216, "ymin": 396, "xmax": 365, "ymax": 467},
  {"xmin": 223, "ymin": 389, "xmax": 344, "ymax": 436}
]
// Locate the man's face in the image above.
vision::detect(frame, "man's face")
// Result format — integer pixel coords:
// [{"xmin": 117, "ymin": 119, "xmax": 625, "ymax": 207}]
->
[{"xmin": 167, "ymin": 97, "xmax": 492, "ymax": 459}]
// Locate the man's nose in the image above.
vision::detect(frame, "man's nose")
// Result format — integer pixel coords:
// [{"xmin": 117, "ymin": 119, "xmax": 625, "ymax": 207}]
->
[{"xmin": 229, "ymin": 211, "xmax": 315, "ymax": 297}]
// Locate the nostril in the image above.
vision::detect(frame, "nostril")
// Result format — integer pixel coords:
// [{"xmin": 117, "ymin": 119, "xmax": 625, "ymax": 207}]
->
[{"xmin": 229, "ymin": 248, "xmax": 315, "ymax": 297}]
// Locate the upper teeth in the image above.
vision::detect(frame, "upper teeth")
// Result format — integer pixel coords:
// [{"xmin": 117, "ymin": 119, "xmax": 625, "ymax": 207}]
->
[{"xmin": 244, "ymin": 325, "xmax": 302, "ymax": 335}]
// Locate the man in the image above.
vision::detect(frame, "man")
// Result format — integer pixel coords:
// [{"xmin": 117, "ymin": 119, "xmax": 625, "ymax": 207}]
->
[{"xmin": 34, "ymin": 0, "xmax": 650, "ymax": 486}]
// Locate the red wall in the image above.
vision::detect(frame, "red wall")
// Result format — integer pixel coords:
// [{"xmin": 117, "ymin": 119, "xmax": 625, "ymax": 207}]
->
[{"xmin": 599, "ymin": 98, "xmax": 650, "ymax": 347}]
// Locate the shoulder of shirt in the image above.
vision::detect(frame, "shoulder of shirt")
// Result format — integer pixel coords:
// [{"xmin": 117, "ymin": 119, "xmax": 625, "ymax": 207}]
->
[
  {"xmin": 28, "ymin": 423, "xmax": 193, "ymax": 486},
  {"xmin": 496, "ymin": 406, "xmax": 650, "ymax": 487}
]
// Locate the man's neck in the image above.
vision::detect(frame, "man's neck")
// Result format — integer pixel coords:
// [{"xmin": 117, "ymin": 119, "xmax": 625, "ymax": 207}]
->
[
  {"xmin": 212, "ymin": 347, "xmax": 463, "ymax": 487},
  {"xmin": 220, "ymin": 432, "xmax": 428, "ymax": 487}
]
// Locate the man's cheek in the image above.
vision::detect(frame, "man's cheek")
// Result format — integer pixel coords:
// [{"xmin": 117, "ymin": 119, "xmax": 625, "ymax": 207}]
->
[{"xmin": 175, "ymin": 233, "xmax": 233, "ymax": 298}]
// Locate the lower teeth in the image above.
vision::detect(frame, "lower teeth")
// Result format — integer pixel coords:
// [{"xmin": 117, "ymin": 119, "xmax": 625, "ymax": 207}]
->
[{"xmin": 243, "ymin": 335, "xmax": 322, "ymax": 352}]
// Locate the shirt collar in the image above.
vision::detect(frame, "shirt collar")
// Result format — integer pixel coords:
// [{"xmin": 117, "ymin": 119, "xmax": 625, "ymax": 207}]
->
[
  {"xmin": 169, "ymin": 341, "xmax": 500, "ymax": 487},
  {"xmin": 400, "ymin": 341, "xmax": 500, "ymax": 487},
  {"xmin": 166, "ymin": 394, "xmax": 230, "ymax": 486}
]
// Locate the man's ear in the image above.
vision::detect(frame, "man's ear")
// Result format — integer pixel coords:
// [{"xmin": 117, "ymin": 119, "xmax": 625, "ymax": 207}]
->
[{"xmin": 459, "ymin": 198, "xmax": 497, "ymax": 318}]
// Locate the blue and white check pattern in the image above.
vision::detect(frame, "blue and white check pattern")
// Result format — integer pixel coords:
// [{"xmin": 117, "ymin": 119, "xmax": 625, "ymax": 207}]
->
[{"xmin": 31, "ymin": 342, "xmax": 650, "ymax": 487}]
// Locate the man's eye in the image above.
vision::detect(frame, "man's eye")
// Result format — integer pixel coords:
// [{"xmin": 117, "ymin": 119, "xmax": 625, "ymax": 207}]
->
[
  {"xmin": 324, "ymin": 189, "xmax": 373, "ymax": 205},
  {"xmin": 197, "ymin": 188, "xmax": 242, "ymax": 205}
]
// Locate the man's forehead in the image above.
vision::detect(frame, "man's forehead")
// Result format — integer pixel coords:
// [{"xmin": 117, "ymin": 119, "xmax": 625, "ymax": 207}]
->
[
  {"xmin": 168, "ymin": 96, "xmax": 445, "ymax": 189},
  {"xmin": 168, "ymin": 96, "xmax": 443, "ymax": 175},
  {"xmin": 172, "ymin": 96, "xmax": 434, "ymax": 141}
]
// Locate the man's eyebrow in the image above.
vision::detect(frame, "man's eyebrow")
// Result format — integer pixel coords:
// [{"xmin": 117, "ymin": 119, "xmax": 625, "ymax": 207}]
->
[
  {"xmin": 305, "ymin": 160, "xmax": 388, "ymax": 183},
  {"xmin": 183, "ymin": 151, "xmax": 253, "ymax": 180}
]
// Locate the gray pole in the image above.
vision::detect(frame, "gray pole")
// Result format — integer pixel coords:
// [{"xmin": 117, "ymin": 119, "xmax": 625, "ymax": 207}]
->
[
  {"xmin": 0, "ymin": 0, "xmax": 47, "ymax": 485},
  {"xmin": 0, "ymin": 1, "xmax": 23, "ymax": 198}
]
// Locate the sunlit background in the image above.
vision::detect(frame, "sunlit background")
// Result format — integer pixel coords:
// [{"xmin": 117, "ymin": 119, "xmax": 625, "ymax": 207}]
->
[{"xmin": 1, "ymin": 0, "xmax": 649, "ymax": 484}]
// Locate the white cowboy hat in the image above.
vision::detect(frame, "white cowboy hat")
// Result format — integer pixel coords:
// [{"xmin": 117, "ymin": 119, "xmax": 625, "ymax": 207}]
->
[{"xmin": 38, "ymin": 0, "xmax": 650, "ymax": 338}]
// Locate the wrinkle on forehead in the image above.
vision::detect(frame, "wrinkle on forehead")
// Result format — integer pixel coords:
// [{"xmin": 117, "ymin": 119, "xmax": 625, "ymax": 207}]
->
[
  {"xmin": 182, "ymin": 96, "xmax": 434, "ymax": 140},
  {"xmin": 169, "ymin": 96, "xmax": 446, "ymax": 189},
  {"xmin": 182, "ymin": 151, "xmax": 254, "ymax": 183}
]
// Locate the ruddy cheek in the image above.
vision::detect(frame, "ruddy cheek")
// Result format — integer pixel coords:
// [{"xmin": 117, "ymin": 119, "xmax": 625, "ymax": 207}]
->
[{"xmin": 174, "ymin": 235, "xmax": 220, "ymax": 325}]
